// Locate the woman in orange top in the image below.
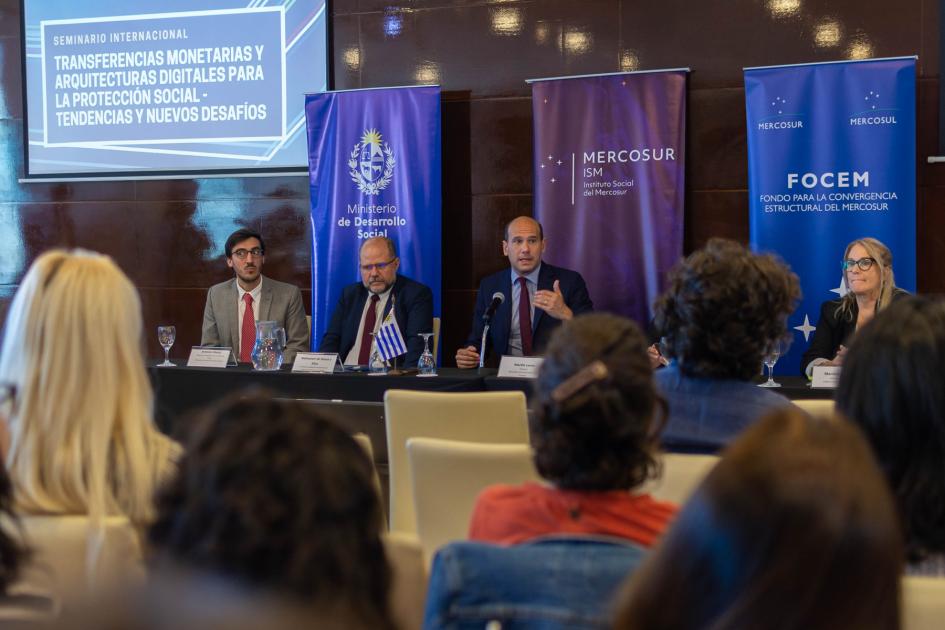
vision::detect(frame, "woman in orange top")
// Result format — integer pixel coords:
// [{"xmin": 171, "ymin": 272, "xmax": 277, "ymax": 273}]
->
[{"xmin": 468, "ymin": 313, "xmax": 676, "ymax": 547}]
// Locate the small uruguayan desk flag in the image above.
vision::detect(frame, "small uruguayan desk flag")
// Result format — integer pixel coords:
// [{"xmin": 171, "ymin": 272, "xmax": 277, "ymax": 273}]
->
[{"xmin": 375, "ymin": 304, "xmax": 407, "ymax": 362}]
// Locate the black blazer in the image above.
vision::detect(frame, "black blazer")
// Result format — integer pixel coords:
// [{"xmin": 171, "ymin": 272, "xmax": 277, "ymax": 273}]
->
[
  {"xmin": 318, "ymin": 275, "xmax": 434, "ymax": 367},
  {"xmin": 464, "ymin": 263, "xmax": 593, "ymax": 365},
  {"xmin": 799, "ymin": 288, "xmax": 909, "ymax": 374}
]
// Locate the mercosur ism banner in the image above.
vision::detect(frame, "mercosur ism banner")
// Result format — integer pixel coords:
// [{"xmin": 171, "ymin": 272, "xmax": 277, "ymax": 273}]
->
[
  {"xmin": 530, "ymin": 70, "xmax": 687, "ymax": 326},
  {"xmin": 745, "ymin": 57, "xmax": 916, "ymax": 374}
]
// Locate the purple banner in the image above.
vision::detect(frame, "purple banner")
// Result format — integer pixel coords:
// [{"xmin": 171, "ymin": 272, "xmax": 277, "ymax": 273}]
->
[{"xmin": 531, "ymin": 70, "xmax": 686, "ymax": 325}]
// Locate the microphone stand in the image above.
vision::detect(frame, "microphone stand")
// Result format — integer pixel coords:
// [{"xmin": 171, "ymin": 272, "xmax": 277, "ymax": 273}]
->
[{"xmin": 478, "ymin": 322, "xmax": 490, "ymax": 371}]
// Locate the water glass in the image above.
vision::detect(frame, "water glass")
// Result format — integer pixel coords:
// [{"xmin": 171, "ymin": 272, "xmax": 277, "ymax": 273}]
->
[
  {"xmin": 157, "ymin": 325, "xmax": 176, "ymax": 367},
  {"xmin": 418, "ymin": 332, "xmax": 436, "ymax": 376}
]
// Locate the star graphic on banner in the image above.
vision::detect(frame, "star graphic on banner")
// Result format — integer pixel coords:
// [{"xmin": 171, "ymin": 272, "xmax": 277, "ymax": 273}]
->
[
  {"xmin": 547, "ymin": 154, "xmax": 553, "ymax": 161},
  {"xmin": 556, "ymin": 159, "xmax": 562, "ymax": 165},
  {"xmin": 621, "ymin": 80, "xmax": 627, "ymax": 86},
  {"xmin": 771, "ymin": 96, "xmax": 787, "ymax": 115},
  {"xmin": 794, "ymin": 314, "xmax": 816, "ymax": 342},
  {"xmin": 550, "ymin": 177, "xmax": 556, "ymax": 183},
  {"xmin": 829, "ymin": 275, "xmax": 848, "ymax": 297},
  {"xmin": 543, "ymin": 98, "xmax": 548, "ymax": 104},
  {"xmin": 540, "ymin": 163, "xmax": 545, "ymax": 169},
  {"xmin": 864, "ymin": 90, "xmax": 881, "ymax": 110}
]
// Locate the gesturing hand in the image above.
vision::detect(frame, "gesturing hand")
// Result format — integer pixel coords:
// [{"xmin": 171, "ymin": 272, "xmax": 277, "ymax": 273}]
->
[{"xmin": 534, "ymin": 280, "xmax": 573, "ymax": 321}]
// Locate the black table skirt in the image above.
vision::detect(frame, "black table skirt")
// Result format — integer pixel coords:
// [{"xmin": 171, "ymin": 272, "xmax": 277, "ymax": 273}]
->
[
  {"xmin": 149, "ymin": 363, "xmax": 487, "ymax": 432},
  {"xmin": 148, "ymin": 363, "xmax": 831, "ymax": 433}
]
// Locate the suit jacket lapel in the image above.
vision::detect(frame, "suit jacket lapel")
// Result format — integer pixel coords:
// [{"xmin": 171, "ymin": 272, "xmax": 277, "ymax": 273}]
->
[
  {"xmin": 532, "ymin": 264, "xmax": 554, "ymax": 334},
  {"xmin": 226, "ymin": 278, "xmax": 240, "ymax": 349},
  {"xmin": 384, "ymin": 277, "xmax": 403, "ymax": 324},
  {"xmin": 258, "ymin": 276, "xmax": 273, "ymax": 321}
]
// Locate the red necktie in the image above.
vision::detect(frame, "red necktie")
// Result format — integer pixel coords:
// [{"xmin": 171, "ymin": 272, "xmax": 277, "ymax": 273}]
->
[
  {"xmin": 518, "ymin": 277, "xmax": 533, "ymax": 356},
  {"xmin": 358, "ymin": 294, "xmax": 381, "ymax": 365},
  {"xmin": 240, "ymin": 293, "xmax": 255, "ymax": 363}
]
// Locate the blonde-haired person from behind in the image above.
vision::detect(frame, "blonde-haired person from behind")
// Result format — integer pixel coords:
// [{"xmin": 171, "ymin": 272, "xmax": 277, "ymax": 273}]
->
[{"xmin": 0, "ymin": 250, "xmax": 179, "ymax": 596}]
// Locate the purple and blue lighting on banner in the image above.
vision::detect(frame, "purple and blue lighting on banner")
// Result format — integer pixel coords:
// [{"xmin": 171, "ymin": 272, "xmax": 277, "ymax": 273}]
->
[
  {"xmin": 304, "ymin": 86, "xmax": 442, "ymax": 351},
  {"xmin": 531, "ymin": 71, "xmax": 687, "ymax": 327},
  {"xmin": 746, "ymin": 57, "xmax": 917, "ymax": 375}
]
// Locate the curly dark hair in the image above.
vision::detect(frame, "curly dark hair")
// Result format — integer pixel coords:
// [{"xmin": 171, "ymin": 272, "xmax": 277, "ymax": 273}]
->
[
  {"xmin": 530, "ymin": 313, "xmax": 662, "ymax": 491},
  {"xmin": 836, "ymin": 296, "xmax": 945, "ymax": 565},
  {"xmin": 148, "ymin": 392, "xmax": 394, "ymax": 630},
  {"xmin": 615, "ymin": 408, "xmax": 902, "ymax": 630},
  {"xmin": 653, "ymin": 238, "xmax": 800, "ymax": 380}
]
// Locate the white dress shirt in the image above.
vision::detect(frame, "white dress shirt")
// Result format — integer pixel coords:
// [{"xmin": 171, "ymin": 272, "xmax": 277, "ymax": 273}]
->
[{"xmin": 345, "ymin": 287, "xmax": 393, "ymax": 365}]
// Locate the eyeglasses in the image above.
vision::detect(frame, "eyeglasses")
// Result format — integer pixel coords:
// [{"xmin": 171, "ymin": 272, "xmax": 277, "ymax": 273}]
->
[
  {"xmin": 841, "ymin": 257, "xmax": 876, "ymax": 271},
  {"xmin": 360, "ymin": 259, "xmax": 396, "ymax": 273},
  {"xmin": 232, "ymin": 248, "xmax": 263, "ymax": 260}
]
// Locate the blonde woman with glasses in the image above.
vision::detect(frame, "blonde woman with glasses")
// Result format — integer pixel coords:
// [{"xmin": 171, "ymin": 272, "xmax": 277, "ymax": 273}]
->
[
  {"xmin": 0, "ymin": 250, "xmax": 179, "ymax": 527},
  {"xmin": 800, "ymin": 237, "xmax": 909, "ymax": 377}
]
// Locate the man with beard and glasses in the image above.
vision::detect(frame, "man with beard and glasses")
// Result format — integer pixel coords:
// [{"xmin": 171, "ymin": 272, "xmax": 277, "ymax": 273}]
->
[
  {"xmin": 201, "ymin": 228, "xmax": 309, "ymax": 363},
  {"xmin": 318, "ymin": 236, "xmax": 433, "ymax": 367}
]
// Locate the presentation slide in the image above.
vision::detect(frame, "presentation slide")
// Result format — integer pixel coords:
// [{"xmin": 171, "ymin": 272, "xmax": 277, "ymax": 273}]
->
[{"xmin": 21, "ymin": 0, "xmax": 328, "ymax": 178}]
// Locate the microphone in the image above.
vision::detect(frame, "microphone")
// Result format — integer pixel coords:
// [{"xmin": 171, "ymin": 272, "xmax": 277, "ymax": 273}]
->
[{"xmin": 482, "ymin": 292, "xmax": 505, "ymax": 323}]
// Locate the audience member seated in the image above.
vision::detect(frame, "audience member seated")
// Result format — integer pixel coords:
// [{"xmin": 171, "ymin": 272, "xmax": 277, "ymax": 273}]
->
[
  {"xmin": 652, "ymin": 238, "xmax": 800, "ymax": 452},
  {"xmin": 614, "ymin": 408, "xmax": 903, "ymax": 630},
  {"xmin": 0, "ymin": 250, "xmax": 179, "ymax": 592},
  {"xmin": 424, "ymin": 536, "xmax": 647, "ymax": 630},
  {"xmin": 836, "ymin": 296, "xmax": 945, "ymax": 577},
  {"xmin": 801, "ymin": 236, "xmax": 907, "ymax": 377},
  {"xmin": 468, "ymin": 313, "xmax": 676, "ymax": 546},
  {"xmin": 148, "ymin": 393, "xmax": 396, "ymax": 630},
  {"xmin": 0, "ymin": 440, "xmax": 57, "ymax": 622}
]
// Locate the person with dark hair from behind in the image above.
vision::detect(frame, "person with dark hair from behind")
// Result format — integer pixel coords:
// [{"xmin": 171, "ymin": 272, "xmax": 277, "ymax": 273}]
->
[
  {"xmin": 468, "ymin": 313, "xmax": 676, "ymax": 546},
  {"xmin": 836, "ymin": 296, "xmax": 945, "ymax": 576},
  {"xmin": 652, "ymin": 238, "xmax": 800, "ymax": 452},
  {"xmin": 614, "ymin": 408, "xmax": 903, "ymax": 630},
  {"xmin": 148, "ymin": 393, "xmax": 396, "ymax": 630}
]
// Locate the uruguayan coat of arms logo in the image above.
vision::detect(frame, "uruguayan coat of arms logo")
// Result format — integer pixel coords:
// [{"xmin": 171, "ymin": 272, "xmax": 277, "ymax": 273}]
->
[{"xmin": 349, "ymin": 128, "xmax": 395, "ymax": 195}]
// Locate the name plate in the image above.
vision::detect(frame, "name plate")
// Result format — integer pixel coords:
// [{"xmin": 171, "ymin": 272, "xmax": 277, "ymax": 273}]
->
[
  {"xmin": 811, "ymin": 365, "xmax": 842, "ymax": 389},
  {"xmin": 292, "ymin": 352, "xmax": 341, "ymax": 374},
  {"xmin": 187, "ymin": 347, "xmax": 233, "ymax": 368},
  {"xmin": 498, "ymin": 356, "xmax": 544, "ymax": 379}
]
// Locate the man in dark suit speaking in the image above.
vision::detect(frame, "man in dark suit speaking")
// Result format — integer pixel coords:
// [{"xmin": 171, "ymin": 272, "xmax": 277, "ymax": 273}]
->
[
  {"xmin": 456, "ymin": 216, "xmax": 593, "ymax": 368},
  {"xmin": 319, "ymin": 236, "xmax": 433, "ymax": 367},
  {"xmin": 201, "ymin": 228, "xmax": 310, "ymax": 364}
]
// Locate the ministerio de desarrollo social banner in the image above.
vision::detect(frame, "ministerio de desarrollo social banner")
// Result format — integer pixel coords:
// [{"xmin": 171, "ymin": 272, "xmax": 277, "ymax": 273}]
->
[
  {"xmin": 530, "ymin": 69, "xmax": 687, "ymax": 327},
  {"xmin": 745, "ymin": 57, "xmax": 916, "ymax": 375},
  {"xmin": 304, "ymin": 85, "xmax": 442, "ymax": 349}
]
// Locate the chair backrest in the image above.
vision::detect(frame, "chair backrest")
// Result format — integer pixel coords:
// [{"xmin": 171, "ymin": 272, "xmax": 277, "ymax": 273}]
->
[
  {"xmin": 793, "ymin": 398, "xmax": 835, "ymax": 417},
  {"xmin": 641, "ymin": 452, "xmax": 720, "ymax": 504},
  {"xmin": 384, "ymin": 390, "xmax": 529, "ymax": 535},
  {"xmin": 903, "ymin": 576, "xmax": 945, "ymax": 630},
  {"xmin": 408, "ymin": 437, "xmax": 539, "ymax": 564},
  {"xmin": 423, "ymin": 538, "xmax": 647, "ymax": 630},
  {"xmin": 19, "ymin": 515, "xmax": 144, "ymax": 602},
  {"xmin": 432, "ymin": 317, "xmax": 441, "ymax": 365},
  {"xmin": 383, "ymin": 532, "xmax": 427, "ymax": 630}
]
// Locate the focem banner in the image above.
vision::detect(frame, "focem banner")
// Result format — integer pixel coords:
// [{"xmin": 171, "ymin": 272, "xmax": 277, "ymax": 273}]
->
[
  {"xmin": 304, "ymin": 86, "xmax": 441, "ymax": 348},
  {"xmin": 531, "ymin": 70, "xmax": 687, "ymax": 326},
  {"xmin": 745, "ymin": 57, "xmax": 916, "ymax": 374}
]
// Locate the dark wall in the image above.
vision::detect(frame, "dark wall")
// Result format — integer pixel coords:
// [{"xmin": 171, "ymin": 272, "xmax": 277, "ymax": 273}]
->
[{"xmin": 0, "ymin": 0, "xmax": 941, "ymax": 361}]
